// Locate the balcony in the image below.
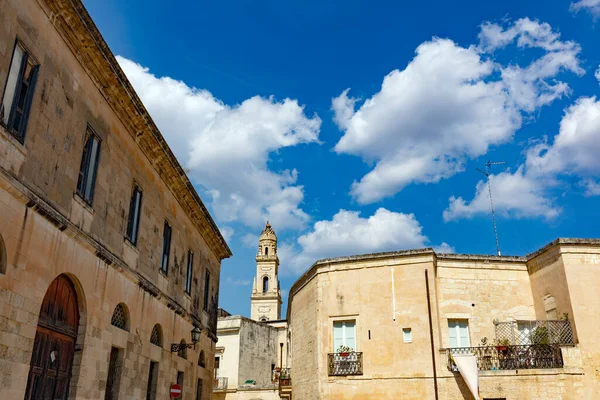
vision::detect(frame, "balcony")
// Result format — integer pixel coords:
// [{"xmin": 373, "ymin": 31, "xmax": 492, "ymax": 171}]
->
[
  {"xmin": 213, "ymin": 377, "xmax": 228, "ymax": 391},
  {"xmin": 278, "ymin": 367, "xmax": 292, "ymax": 387},
  {"xmin": 327, "ymin": 352, "xmax": 363, "ymax": 376},
  {"xmin": 447, "ymin": 344, "xmax": 564, "ymax": 371}
]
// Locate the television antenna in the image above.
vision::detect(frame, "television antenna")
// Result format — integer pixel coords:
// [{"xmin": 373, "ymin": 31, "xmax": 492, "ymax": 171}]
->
[{"xmin": 477, "ymin": 161, "xmax": 505, "ymax": 256}]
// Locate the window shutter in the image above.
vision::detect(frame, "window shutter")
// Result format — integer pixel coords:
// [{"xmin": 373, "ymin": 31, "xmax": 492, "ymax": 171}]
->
[
  {"xmin": 87, "ymin": 137, "xmax": 100, "ymax": 203},
  {"xmin": 7, "ymin": 51, "xmax": 27, "ymax": 130},
  {"xmin": 16, "ymin": 64, "xmax": 38, "ymax": 140},
  {"xmin": 126, "ymin": 188, "xmax": 136, "ymax": 239},
  {"xmin": 77, "ymin": 135, "xmax": 91, "ymax": 196},
  {"xmin": 448, "ymin": 320, "xmax": 458, "ymax": 348},
  {"xmin": 459, "ymin": 321, "xmax": 469, "ymax": 347},
  {"xmin": 333, "ymin": 322, "xmax": 344, "ymax": 351},
  {"xmin": 345, "ymin": 321, "xmax": 356, "ymax": 350}
]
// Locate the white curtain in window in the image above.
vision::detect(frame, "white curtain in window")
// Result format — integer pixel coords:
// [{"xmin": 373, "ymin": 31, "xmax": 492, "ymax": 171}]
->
[{"xmin": 2, "ymin": 45, "xmax": 23, "ymax": 124}]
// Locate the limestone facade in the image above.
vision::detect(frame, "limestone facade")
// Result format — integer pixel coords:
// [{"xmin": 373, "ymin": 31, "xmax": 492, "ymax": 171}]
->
[
  {"xmin": 287, "ymin": 239, "xmax": 600, "ymax": 399},
  {"xmin": 0, "ymin": 0, "xmax": 231, "ymax": 399}
]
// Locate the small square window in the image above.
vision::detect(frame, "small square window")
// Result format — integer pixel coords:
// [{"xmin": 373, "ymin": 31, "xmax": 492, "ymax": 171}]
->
[{"xmin": 403, "ymin": 328, "xmax": 412, "ymax": 343}]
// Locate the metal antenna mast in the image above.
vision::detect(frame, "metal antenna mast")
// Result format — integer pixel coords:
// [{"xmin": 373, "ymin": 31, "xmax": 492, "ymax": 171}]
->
[{"xmin": 477, "ymin": 161, "xmax": 505, "ymax": 256}]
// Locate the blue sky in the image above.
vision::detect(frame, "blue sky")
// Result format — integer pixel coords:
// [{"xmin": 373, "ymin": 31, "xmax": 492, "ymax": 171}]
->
[{"xmin": 84, "ymin": 0, "xmax": 600, "ymax": 317}]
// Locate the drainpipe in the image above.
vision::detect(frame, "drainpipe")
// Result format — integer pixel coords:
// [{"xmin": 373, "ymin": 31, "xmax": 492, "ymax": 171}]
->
[{"xmin": 425, "ymin": 269, "xmax": 439, "ymax": 400}]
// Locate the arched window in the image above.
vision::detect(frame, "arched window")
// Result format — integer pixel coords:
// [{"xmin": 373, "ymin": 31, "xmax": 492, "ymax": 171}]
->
[
  {"xmin": 260, "ymin": 317, "xmax": 268, "ymax": 322},
  {"xmin": 265, "ymin": 247, "xmax": 269, "ymax": 256},
  {"xmin": 111, "ymin": 303, "xmax": 129, "ymax": 331},
  {"xmin": 150, "ymin": 324, "xmax": 162, "ymax": 347},
  {"xmin": 0, "ymin": 233, "xmax": 5, "ymax": 274},
  {"xmin": 178, "ymin": 339, "xmax": 187, "ymax": 359},
  {"xmin": 263, "ymin": 276, "xmax": 269, "ymax": 293},
  {"xmin": 198, "ymin": 350, "xmax": 206, "ymax": 367}
]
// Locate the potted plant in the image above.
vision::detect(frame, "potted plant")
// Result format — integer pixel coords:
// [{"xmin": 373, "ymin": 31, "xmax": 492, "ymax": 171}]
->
[
  {"xmin": 337, "ymin": 345, "xmax": 351, "ymax": 357},
  {"xmin": 495, "ymin": 338, "xmax": 510, "ymax": 352}
]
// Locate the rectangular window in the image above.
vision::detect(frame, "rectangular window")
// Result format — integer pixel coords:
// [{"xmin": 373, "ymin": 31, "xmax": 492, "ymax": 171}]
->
[
  {"xmin": 195, "ymin": 378, "xmax": 203, "ymax": 400},
  {"xmin": 403, "ymin": 328, "xmax": 412, "ymax": 343},
  {"xmin": 448, "ymin": 319, "xmax": 470, "ymax": 348},
  {"xmin": 76, "ymin": 127, "xmax": 101, "ymax": 205},
  {"xmin": 214, "ymin": 356, "xmax": 220, "ymax": 378},
  {"xmin": 185, "ymin": 250, "xmax": 193, "ymax": 295},
  {"xmin": 105, "ymin": 347, "xmax": 123, "ymax": 400},
  {"xmin": 333, "ymin": 320, "xmax": 356, "ymax": 352},
  {"xmin": 146, "ymin": 361, "xmax": 158, "ymax": 400},
  {"xmin": 160, "ymin": 221, "xmax": 172, "ymax": 274},
  {"xmin": 126, "ymin": 185, "xmax": 143, "ymax": 246},
  {"xmin": 176, "ymin": 371, "xmax": 184, "ymax": 390},
  {"xmin": 203, "ymin": 270, "xmax": 210, "ymax": 311},
  {"xmin": 1, "ymin": 40, "xmax": 39, "ymax": 142}
]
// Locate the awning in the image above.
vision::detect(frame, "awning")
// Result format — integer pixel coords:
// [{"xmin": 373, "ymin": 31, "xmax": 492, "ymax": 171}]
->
[{"xmin": 453, "ymin": 354, "xmax": 479, "ymax": 400}]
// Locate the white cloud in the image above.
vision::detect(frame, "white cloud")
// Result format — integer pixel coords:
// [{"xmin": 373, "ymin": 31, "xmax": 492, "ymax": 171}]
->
[
  {"xmin": 219, "ymin": 226, "xmax": 234, "ymax": 242},
  {"xmin": 571, "ymin": 0, "xmax": 600, "ymax": 18},
  {"xmin": 280, "ymin": 208, "xmax": 450, "ymax": 275},
  {"xmin": 117, "ymin": 56, "xmax": 321, "ymax": 230},
  {"xmin": 225, "ymin": 277, "xmax": 252, "ymax": 286},
  {"xmin": 445, "ymin": 96, "xmax": 600, "ymax": 221},
  {"xmin": 443, "ymin": 167, "xmax": 561, "ymax": 221},
  {"xmin": 333, "ymin": 19, "xmax": 583, "ymax": 204}
]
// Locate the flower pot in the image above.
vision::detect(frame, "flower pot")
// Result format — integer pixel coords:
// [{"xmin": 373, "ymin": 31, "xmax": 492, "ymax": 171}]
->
[
  {"xmin": 496, "ymin": 346, "xmax": 507, "ymax": 351},
  {"xmin": 339, "ymin": 352, "xmax": 349, "ymax": 357}
]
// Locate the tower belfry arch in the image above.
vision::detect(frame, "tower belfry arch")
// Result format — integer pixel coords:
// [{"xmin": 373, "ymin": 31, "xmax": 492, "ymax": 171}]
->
[{"xmin": 251, "ymin": 222, "xmax": 282, "ymax": 321}]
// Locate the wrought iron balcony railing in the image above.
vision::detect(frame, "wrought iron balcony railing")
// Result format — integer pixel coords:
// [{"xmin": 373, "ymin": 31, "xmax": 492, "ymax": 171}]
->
[
  {"xmin": 279, "ymin": 368, "xmax": 292, "ymax": 388},
  {"xmin": 447, "ymin": 344, "xmax": 564, "ymax": 372},
  {"xmin": 327, "ymin": 352, "xmax": 363, "ymax": 376},
  {"xmin": 213, "ymin": 377, "xmax": 228, "ymax": 391}
]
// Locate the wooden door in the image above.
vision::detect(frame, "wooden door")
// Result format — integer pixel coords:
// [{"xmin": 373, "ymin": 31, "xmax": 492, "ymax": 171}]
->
[{"xmin": 25, "ymin": 275, "xmax": 79, "ymax": 400}]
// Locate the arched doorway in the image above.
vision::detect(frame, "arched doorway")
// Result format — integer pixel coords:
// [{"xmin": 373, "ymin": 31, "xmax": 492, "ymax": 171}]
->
[{"xmin": 25, "ymin": 275, "xmax": 80, "ymax": 399}]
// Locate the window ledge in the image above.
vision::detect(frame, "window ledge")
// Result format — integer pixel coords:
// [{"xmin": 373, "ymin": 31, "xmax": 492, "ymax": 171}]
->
[
  {"xmin": 123, "ymin": 238, "xmax": 139, "ymax": 254},
  {"xmin": 0, "ymin": 124, "xmax": 27, "ymax": 156},
  {"xmin": 73, "ymin": 193, "xmax": 94, "ymax": 214}
]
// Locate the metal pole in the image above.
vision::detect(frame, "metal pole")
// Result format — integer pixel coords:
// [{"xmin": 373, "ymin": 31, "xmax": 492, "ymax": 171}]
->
[
  {"xmin": 477, "ymin": 161, "xmax": 505, "ymax": 256},
  {"xmin": 425, "ymin": 269, "xmax": 439, "ymax": 400}
]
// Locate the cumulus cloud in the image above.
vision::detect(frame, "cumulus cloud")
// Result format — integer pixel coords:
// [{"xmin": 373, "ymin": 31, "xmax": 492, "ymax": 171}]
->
[
  {"xmin": 571, "ymin": 0, "xmax": 600, "ymax": 18},
  {"xmin": 280, "ymin": 208, "xmax": 451, "ymax": 275},
  {"xmin": 333, "ymin": 19, "xmax": 583, "ymax": 204},
  {"xmin": 117, "ymin": 56, "xmax": 321, "ymax": 230},
  {"xmin": 445, "ymin": 96, "xmax": 600, "ymax": 220}
]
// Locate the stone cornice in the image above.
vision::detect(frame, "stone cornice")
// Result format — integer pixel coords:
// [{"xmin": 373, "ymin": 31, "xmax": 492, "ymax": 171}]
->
[{"xmin": 37, "ymin": 0, "xmax": 231, "ymax": 260}]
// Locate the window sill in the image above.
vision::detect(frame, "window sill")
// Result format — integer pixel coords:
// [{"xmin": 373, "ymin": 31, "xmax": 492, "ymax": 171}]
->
[
  {"xmin": 73, "ymin": 193, "xmax": 94, "ymax": 214},
  {"xmin": 159, "ymin": 269, "xmax": 168, "ymax": 279},
  {"xmin": 0, "ymin": 124, "xmax": 27, "ymax": 156},
  {"xmin": 123, "ymin": 237, "xmax": 139, "ymax": 254}
]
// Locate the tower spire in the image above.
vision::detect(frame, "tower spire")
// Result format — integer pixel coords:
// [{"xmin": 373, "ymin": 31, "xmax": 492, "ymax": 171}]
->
[{"xmin": 250, "ymin": 222, "xmax": 282, "ymax": 321}]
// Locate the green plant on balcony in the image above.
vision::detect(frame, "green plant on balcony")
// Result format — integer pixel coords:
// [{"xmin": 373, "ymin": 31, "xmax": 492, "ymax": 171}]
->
[
  {"xmin": 337, "ymin": 345, "xmax": 352, "ymax": 357},
  {"xmin": 533, "ymin": 326, "xmax": 549, "ymax": 344}
]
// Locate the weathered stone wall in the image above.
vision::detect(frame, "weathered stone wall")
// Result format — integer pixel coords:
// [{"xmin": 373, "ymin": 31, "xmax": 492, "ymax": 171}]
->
[
  {"xmin": 0, "ymin": 0, "xmax": 227, "ymax": 398},
  {"xmin": 437, "ymin": 256, "xmax": 535, "ymax": 347},
  {"xmin": 289, "ymin": 269, "xmax": 319, "ymax": 400},
  {"xmin": 238, "ymin": 318, "xmax": 279, "ymax": 388}
]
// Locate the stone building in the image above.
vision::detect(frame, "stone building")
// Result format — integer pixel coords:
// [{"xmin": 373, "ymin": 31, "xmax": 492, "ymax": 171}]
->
[
  {"xmin": 0, "ymin": 0, "xmax": 231, "ymax": 399},
  {"xmin": 213, "ymin": 223, "xmax": 289, "ymax": 400},
  {"xmin": 287, "ymin": 238, "xmax": 600, "ymax": 400}
]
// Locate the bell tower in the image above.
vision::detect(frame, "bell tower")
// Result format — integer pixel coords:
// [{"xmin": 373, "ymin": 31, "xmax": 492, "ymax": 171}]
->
[{"xmin": 251, "ymin": 222, "xmax": 282, "ymax": 321}]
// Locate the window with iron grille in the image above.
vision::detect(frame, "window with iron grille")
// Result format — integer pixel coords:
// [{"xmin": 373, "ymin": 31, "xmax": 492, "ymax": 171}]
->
[
  {"xmin": 105, "ymin": 347, "xmax": 123, "ymax": 400},
  {"xmin": 198, "ymin": 350, "xmax": 205, "ymax": 367},
  {"xmin": 203, "ymin": 270, "xmax": 210, "ymax": 311},
  {"xmin": 76, "ymin": 126, "xmax": 101, "ymax": 205},
  {"xmin": 185, "ymin": 250, "xmax": 193, "ymax": 295},
  {"xmin": 150, "ymin": 324, "xmax": 162, "ymax": 347},
  {"xmin": 111, "ymin": 304, "xmax": 129, "ymax": 331},
  {"xmin": 146, "ymin": 361, "xmax": 158, "ymax": 400},
  {"xmin": 160, "ymin": 221, "xmax": 172, "ymax": 275},
  {"xmin": 177, "ymin": 340, "xmax": 187, "ymax": 359},
  {"xmin": 1, "ymin": 39, "xmax": 39, "ymax": 142},
  {"xmin": 177, "ymin": 371, "xmax": 184, "ymax": 392},
  {"xmin": 126, "ymin": 185, "xmax": 142, "ymax": 246}
]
